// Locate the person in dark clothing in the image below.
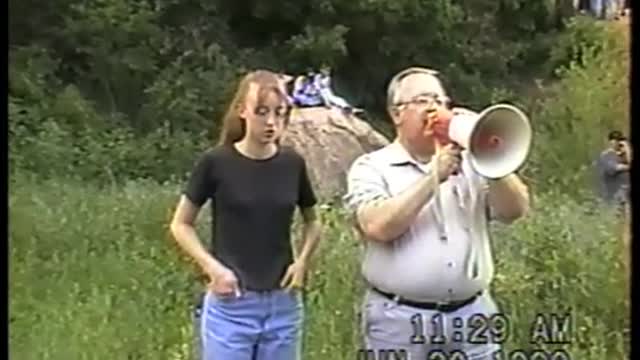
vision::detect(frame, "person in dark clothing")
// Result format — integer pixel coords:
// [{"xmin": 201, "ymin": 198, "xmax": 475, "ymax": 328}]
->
[
  {"xmin": 579, "ymin": 0, "xmax": 591, "ymax": 11},
  {"xmin": 170, "ymin": 70, "xmax": 322, "ymax": 360},
  {"xmin": 594, "ymin": 130, "xmax": 631, "ymax": 208}
]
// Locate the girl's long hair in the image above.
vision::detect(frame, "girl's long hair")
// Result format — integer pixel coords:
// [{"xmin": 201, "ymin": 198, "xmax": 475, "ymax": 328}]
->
[{"xmin": 217, "ymin": 70, "xmax": 292, "ymax": 146}]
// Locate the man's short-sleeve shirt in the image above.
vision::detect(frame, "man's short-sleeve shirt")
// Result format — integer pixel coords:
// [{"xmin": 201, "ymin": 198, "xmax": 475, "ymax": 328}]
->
[{"xmin": 344, "ymin": 141, "xmax": 494, "ymax": 302}]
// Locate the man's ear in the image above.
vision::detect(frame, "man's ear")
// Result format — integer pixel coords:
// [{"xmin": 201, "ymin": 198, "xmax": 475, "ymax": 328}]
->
[{"xmin": 389, "ymin": 107, "xmax": 403, "ymax": 126}]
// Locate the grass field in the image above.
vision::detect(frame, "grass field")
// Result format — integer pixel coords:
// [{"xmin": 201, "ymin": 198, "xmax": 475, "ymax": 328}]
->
[{"xmin": 9, "ymin": 173, "xmax": 630, "ymax": 359}]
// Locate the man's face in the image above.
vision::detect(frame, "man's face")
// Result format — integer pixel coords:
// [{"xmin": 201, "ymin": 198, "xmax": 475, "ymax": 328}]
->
[
  {"xmin": 391, "ymin": 73, "xmax": 450, "ymax": 150},
  {"xmin": 610, "ymin": 139, "xmax": 623, "ymax": 152}
]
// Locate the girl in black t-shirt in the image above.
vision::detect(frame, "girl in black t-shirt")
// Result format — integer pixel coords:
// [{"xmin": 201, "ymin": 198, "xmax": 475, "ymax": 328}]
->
[{"xmin": 170, "ymin": 70, "xmax": 321, "ymax": 360}]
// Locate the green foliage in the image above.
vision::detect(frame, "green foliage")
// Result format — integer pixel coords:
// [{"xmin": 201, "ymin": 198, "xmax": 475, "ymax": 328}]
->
[
  {"xmin": 9, "ymin": 176, "xmax": 197, "ymax": 359},
  {"xmin": 140, "ymin": 43, "xmax": 242, "ymax": 134},
  {"xmin": 10, "ymin": 116, "xmax": 209, "ymax": 184},
  {"xmin": 284, "ymin": 24, "xmax": 350, "ymax": 69},
  {"xmin": 10, "ymin": 0, "xmax": 576, "ymax": 126},
  {"xmin": 524, "ymin": 18, "xmax": 629, "ymax": 195},
  {"xmin": 9, "ymin": 174, "xmax": 629, "ymax": 359},
  {"xmin": 8, "ymin": 44, "xmax": 214, "ymax": 184},
  {"xmin": 9, "ymin": 3, "xmax": 628, "ymax": 188},
  {"xmin": 9, "ymin": 0, "xmax": 595, "ymax": 188},
  {"xmin": 548, "ymin": 16, "xmax": 614, "ymax": 74},
  {"xmin": 8, "ymin": 80, "xmax": 210, "ymax": 184}
]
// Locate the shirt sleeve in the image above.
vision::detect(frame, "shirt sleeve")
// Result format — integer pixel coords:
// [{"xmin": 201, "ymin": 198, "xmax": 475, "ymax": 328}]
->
[
  {"xmin": 601, "ymin": 151, "xmax": 621, "ymax": 176},
  {"xmin": 298, "ymin": 157, "xmax": 317, "ymax": 209},
  {"xmin": 183, "ymin": 151, "xmax": 215, "ymax": 207},
  {"xmin": 343, "ymin": 155, "xmax": 390, "ymax": 215}
]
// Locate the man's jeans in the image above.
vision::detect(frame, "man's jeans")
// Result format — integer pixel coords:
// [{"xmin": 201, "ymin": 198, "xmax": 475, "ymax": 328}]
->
[
  {"xmin": 361, "ymin": 289, "xmax": 502, "ymax": 360},
  {"xmin": 196, "ymin": 289, "xmax": 303, "ymax": 360},
  {"xmin": 590, "ymin": 0, "xmax": 621, "ymax": 18}
]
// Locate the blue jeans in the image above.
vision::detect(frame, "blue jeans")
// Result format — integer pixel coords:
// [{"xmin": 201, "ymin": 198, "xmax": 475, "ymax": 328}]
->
[
  {"xmin": 590, "ymin": 0, "xmax": 619, "ymax": 17},
  {"xmin": 199, "ymin": 289, "xmax": 303, "ymax": 360}
]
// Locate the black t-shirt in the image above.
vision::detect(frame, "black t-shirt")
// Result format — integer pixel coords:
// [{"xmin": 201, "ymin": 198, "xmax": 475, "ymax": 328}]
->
[{"xmin": 183, "ymin": 144, "xmax": 317, "ymax": 290}]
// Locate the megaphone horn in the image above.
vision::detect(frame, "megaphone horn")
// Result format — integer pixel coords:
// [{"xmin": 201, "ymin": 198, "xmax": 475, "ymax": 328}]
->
[{"xmin": 446, "ymin": 104, "xmax": 532, "ymax": 179}]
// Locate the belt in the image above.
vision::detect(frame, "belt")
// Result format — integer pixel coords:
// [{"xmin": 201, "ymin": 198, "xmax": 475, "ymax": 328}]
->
[{"xmin": 372, "ymin": 287, "xmax": 481, "ymax": 313}]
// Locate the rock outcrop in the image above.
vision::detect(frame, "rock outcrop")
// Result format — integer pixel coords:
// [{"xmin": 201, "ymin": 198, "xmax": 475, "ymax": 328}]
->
[{"xmin": 280, "ymin": 107, "xmax": 390, "ymax": 201}]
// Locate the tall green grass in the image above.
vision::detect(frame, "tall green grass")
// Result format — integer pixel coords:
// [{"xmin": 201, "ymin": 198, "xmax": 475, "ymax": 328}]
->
[
  {"xmin": 9, "ymin": 173, "xmax": 629, "ymax": 359},
  {"xmin": 523, "ymin": 16, "xmax": 630, "ymax": 196}
]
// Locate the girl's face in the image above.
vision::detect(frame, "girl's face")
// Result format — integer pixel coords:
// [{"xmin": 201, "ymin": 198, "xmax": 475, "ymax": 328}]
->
[{"xmin": 239, "ymin": 82, "xmax": 290, "ymax": 145}]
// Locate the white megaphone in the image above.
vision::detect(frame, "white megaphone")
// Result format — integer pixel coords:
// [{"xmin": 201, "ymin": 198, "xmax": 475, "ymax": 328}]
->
[{"xmin": 440, "ymin": 104, "xmax": 532, "ymax": 179}]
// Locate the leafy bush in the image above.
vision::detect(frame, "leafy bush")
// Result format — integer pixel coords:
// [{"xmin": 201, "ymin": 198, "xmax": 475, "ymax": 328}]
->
[
  {"xmin": 9, "ymin": 47, "xmax": 213, "ymax": 184},
  {"xmin": 10, "ymin": 0, "xmax": 576, "ymax": 125},
  {"xmin": 523, "ymin": 17, "xmax": 629, "ymax": 195},
  {"xmin": 10, "ymin": 115, "xmax": 210, "ymax": 184},
  {"xmin": 548, "ymin": 16, "xmax": 614, "ymax": 74}
]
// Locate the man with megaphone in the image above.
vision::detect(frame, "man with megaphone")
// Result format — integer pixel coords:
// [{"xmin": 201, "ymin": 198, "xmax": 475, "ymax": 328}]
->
[{"xmin": 344, "ymin": 67, "xmax": 531, "ymax": 360}]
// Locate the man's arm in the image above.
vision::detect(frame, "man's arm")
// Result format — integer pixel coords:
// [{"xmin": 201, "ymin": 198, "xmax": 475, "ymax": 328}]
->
[
  {"xmin": 616, "ymin": 163, "xmax": 630, "ymax": 171},
  {"xmin": 356, "ymin": 174, "xmax": 440, "ymax": 243},
  {"xmin": 487, "ymin": 174, "xmax": 530, "ymax": 223},
  {"xmin": 621, "ymin": 141, "xmax": 633, "ymax": 163},
  {"xmin": 603, "ymin": 151, "xmax": 630, "ymax": 174},
  {"xmin": 345, "ymin": 149, "xmax": 459, "ymax": 243}
]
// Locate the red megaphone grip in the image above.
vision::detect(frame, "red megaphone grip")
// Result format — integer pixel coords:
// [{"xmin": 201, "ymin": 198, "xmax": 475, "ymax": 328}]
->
[{"xmin": 431, "ymin": 108, "xmax": 454, "ymax": 146}]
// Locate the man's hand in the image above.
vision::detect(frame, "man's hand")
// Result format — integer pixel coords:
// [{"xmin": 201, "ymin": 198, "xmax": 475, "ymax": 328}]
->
[
  {"xmin": 280, "ymin": 259, "xmax": 308, "ymax": 291},
  {"xmin": 206, "ymin": 266, "xmax": 241, "ymax": 298},
  {"xmin": 487, "ymin": 174, "xmax": 530, "ymax": 223},
  {"xmin": 620, "ymin": 140, "xmax": 632, "ymax": 164},
  {"xmin": 434, "ymin": 144, "xmax": 462, "ymax": 182}
]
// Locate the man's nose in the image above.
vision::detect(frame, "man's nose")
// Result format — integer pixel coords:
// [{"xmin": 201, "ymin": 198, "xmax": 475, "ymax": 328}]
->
[{"xmin": 423, "ymin": 103, "xmax": 440, "ymax": 121}]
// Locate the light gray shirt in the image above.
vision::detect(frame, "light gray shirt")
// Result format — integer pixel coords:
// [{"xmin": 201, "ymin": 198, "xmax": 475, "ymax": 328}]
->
[
  {"xmin": 595, "ymin": 149, "xmax": 629, "ymax": 204},
  {"xmin": 344, "ymin": 140, "xmax": 495, "ymax": 302}
]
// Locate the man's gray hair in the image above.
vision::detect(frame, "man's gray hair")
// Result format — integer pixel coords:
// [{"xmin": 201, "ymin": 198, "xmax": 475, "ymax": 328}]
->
[{"xmin": 386, "ymin": 67, "xmax": 441, "ymax": 111}]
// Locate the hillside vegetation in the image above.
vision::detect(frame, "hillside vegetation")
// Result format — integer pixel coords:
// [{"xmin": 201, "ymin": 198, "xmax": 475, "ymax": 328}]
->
[{"xmin": 9, "ymin": 1, "xmax": 630, "ymax": 358}]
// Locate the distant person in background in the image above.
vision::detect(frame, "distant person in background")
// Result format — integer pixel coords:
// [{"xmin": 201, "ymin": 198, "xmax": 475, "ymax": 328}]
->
[
  {"xmin": 170, "ymin": 69, "xmax": 321, "ymax": 360},
  {"xmin": 592, "ymin": 0, "xmax": 624, "ymax": 18},
  {"xmin": 595, "ymin": 130, "xmax": 630, "ymax": 208},
  {"xmin": 620, "ymin": 0, "xmax": 630, "ymax": 16},
  {"xmin": 578, "ymin": 0, "xmax": 591, "ymax": 12},
  {"xmin": 590, "ymin": 0, "xmax": 610, "ymax": 17},
  {"xmin": 291, "ymin": 74, "xmax": 324, "ymax": 108},
  {"xmin": 611, "ymin": 0, "xmax": 625, "ymax": 18},
  {"xmin": 314, "ymin": 68, "xmax": 360, "ymax": 115}
]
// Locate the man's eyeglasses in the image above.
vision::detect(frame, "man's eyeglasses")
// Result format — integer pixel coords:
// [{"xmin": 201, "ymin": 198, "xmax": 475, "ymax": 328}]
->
[{"xmin": 394, "ymin": 93, "xmax": 452, "ymax": 110}]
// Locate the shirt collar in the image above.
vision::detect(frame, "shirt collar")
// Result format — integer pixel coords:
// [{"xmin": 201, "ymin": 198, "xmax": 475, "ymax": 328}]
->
[
  {"xmin": 383, "ymin": 139, "xmax": 475, "ymax": 177},
  {"xmin": 384, "ymin": 140, "xmax": 423, "ymax": 166}
]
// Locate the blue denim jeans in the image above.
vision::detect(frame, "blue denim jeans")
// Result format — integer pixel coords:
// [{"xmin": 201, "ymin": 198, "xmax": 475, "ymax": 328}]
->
[
  {"xmin": 198, "ymin": 289, "xmax": 303, "ymax": 360},
  {"xmin": 590, "ymin": 0, "xmax": 619, "ymax": 18}
]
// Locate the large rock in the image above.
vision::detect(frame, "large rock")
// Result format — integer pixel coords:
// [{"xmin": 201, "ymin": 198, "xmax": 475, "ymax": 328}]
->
[{"xmin": 280, "ymin": 107, "xmax": 391, "ymax": 201}]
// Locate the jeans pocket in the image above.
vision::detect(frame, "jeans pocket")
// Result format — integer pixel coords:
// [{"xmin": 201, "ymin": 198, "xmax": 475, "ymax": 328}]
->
[{"xmin": 206, "ymin": 290, "xmax": 242, "ymax": 308}]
